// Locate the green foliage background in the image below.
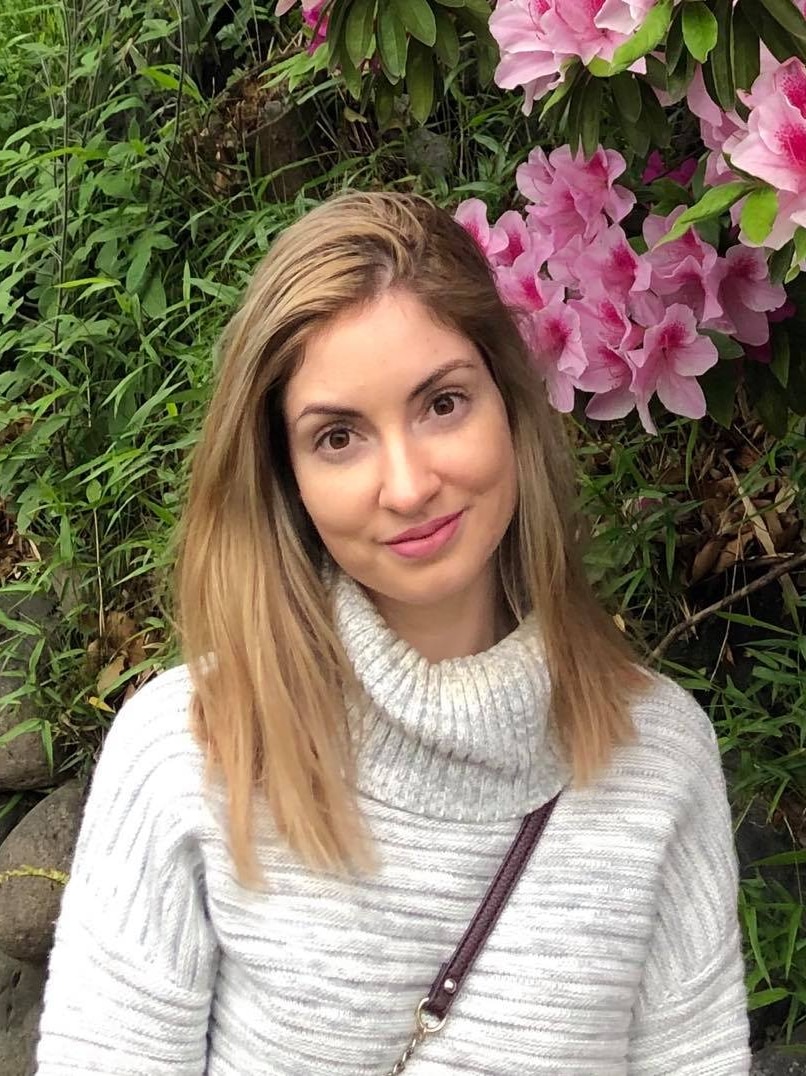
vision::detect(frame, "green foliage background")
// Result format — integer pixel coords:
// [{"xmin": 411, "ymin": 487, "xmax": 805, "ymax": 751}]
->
[{"xmin": 1, "ymin": 0, "xmax": 804, "ymax": 1048}]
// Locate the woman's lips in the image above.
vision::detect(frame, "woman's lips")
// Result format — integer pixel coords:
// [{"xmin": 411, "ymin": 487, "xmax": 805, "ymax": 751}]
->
[{"xmin": 384, "ymin": 511, "xmax": 465, "ymax": 560}]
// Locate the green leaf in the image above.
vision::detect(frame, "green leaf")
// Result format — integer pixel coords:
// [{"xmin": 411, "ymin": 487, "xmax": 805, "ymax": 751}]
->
[
  {"xmin": 434, "ymin": 0, "xmax": 465, "ymax": 6},
  {"xmin": 346, "ymin": 0, "xmax": 378, "ymax": 67},
  {"xmin": 610, "ymin": 72, "xmax": 642, "ymax": 124},
  {"xmin": 566, "ymin": 74, "xmax": 590, "ymax": 157},
  {"xmin": 644, "ymin": 54, "xmax": 668, "ymax": 91},
  {"xmin": 125, "ymin": 244, "xmax": 151, "ymax": 293},
  {"xmin": 732, "ymin": 2, "xmax": 761, "ymax": 89},
  {"xmin": 794, "ymin": 225, "xmax": 806, "ymax": 262},
  {"xmin": 587, "ymin": 0, "xmax": 673, "ymax": 75},
  {"xmin": 758, "ymin": 0, "xmax": 806, "ymax": 39},
  {"xmin": 141, "ymin": 272, "xmax": 167, "ymax": 319},
  {"xmin": 581, "ymin": 78, "xmax": 603, "ymax": 159},
  {"xmin": 750, "ymin": 847, "xmax": 806, "ymax": 867},
  {"xmin": 652, "ymin": 181, "xmax": 752, "ymax": 246},
  {"xmin": 639, "ymin": 79, "xmax": 670, "ymax": 148},
  {"xmin": 784, "ymin": 905, "xmax": 802, "ymax": 978},
  {"xmin": 0, "ymin": 608, "xmax": 40, "ymax": 637},
  {"xmin": 744, "ymin": 359, "xmax": 789, "ymax": 436},
  {"xmin": 392, "ymin": 0, "xmax": 437, "ymax": 45},
  {"xmin": 621, "ymin": 102, "xmax": 651, "ymax": 157},
  {"xmin": 0, "ymin": 718, "xmax": 42, "ymax": 748},
  {"xmin": 700, "ymin": 360, "xmax": 738, "ymax": 428},
  {"xmin": 701, "ymin": 329, "xmax": 744, "ymax": 360},
  {"xmin": 682, "ymin": 2, "xmax": 718, "ymax": 61},
  {"xmin": 740, "ymin": 186, "xmax": 778, "ymax": 243},
  {"xmin": 707, "ymin": 0, "xmax": 736, "ymax": 110},
  {"xmin": 769, "ymin": 239, "xmax": 795, "ymax": 284},
  {"xmin": 648, "ymin": 179, "xmax": 692, "ymax": 215},
  {"xmin": 0, "ymin": 793, "xmax": 23, "ymax": 822},
  {"xmin": 741, "ymin": 0, "xmax": 806, "ymax": 60},
  {"xmin": 59, "ymin": 512, "xmax": 72, "ymax": 562},
  {"xmin": 433, "ymin": 8, "xmax": 460, "ymax": 67},
  {"xmin": 665, "ymin": 7, "xmax": 686, "ymax": 69},
  {"xmin": 377, "ymin": 4, "xmax": 409, "ymax": 78},
  {"xmin": 406, "ymin": 39, "xmax": 434, "ymax": 122},
  {"xmin": 372, "ymin": 78, "xmax": 393, "ymax": 126},
  {"xmin": 476, "ymin": 32, "xmax": 498, "ymax": 85},
  {"xmin": 540, "ymin": 61, "xmax": 581, "ymax": 119},
  {"xmin": 327, "ymin": 0, "xmax": 351, "ymax": 71},
  {"xmin": 86, "ymin": 478, "xmax": 102, "ymax": 504},
  {"xmin": 771, "ymin": 326, "xmax": 790, "ymax": 387},
  {"xmin": 666, "ymin": 49, "xmax": 695, "ymax": 99},
  {"xmin": 747, "ymin": 988, "xmax": 791, "ymax": 1011}
]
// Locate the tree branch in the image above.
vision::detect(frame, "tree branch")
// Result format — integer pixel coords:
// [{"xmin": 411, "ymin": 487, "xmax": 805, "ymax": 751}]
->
[{"xmin": 650, "ymin": 550, "xmax": 806, "ymax": 663}]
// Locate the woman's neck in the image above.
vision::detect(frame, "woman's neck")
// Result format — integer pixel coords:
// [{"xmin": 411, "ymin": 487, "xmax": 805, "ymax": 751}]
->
[{"xmin": 367, "ymin": 565, "xmax": 516, "ymax": 663}]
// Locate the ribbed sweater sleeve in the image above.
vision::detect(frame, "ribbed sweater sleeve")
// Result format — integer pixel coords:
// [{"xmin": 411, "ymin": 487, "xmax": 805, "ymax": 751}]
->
[
  {"xmin": 626, "ymin": 687, "xmax": 750, "ymax": 1074},
  {"xmin": 34, "ymin": 675, "xmax": 218, "ymax": 1075}
]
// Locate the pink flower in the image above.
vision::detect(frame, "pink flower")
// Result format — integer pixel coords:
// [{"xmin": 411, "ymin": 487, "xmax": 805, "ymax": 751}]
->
[
  {"xmin": 627, "ymin": 304, "xmax": 719, "ymax": 433},
  {"xmin": 644, "ymin": 208, "xmax": 723, "ymax": 322},
  {"xmin": 732, "ymin": 58, "xmax": 806, "ymax": 191},
  {"xmin": 595, "ymin": 0, "xmax": 656, "ymax": 33},
  {"xmin": 517, "ymin": 145, "xmax": 634, "ymax": 247},
  {"xmin": 489, "ymin": 210, "xmax": 531, "ymax": 268},
  {"xmin": 704, "ymin": 246, "xmax": 787, "ymax": 346},
  {"xmin": 275, "ymin": 0, "xmax": 329, "ymax": 49},
  {"xmin": 572, "ymin": 295, "xmax": 642, "ymax": 419},
  {"xmin": 490, "ymin": 0, "xmax": 656, "ymax": 114},
  {"xmin": 524, "ymin": 297, "xmax": 588, "ymax": 412},
  {"xmin": 496, "ymin": 240, "xmax": 562, "ymax": 312},
  {"xmin": 687, "ymin": 67, "xmax": 745, "ymax": 154},
  {"xmin": 489, "ymin": 0, "xmax": 568, "ymax": 115},
  {"xmin": 454, "ymin": 199, "xmax": 510, "ymax": 260},
  {"xmin": 730, "ymin": 57, "xmax": 806, "ymax": 247},
  {"xmin": 540, "ymin": 0, "xmax": 626, "ymax": 65},
  {"xmin": 571, "ymin": 224, "xmax": 652, "ymax": 302},
  {"xmin": 302, "ymin": 0, "xmax": 329, "ymax": 50}
]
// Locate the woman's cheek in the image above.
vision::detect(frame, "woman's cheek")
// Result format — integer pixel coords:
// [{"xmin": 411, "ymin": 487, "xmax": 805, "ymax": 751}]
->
[{"xmin": 301, "ymin": 461, "xmax": 376, "ymax": 537}]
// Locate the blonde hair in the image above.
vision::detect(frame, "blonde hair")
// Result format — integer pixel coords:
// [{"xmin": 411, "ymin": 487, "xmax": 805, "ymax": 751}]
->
[{"xmin": 174, "ymin": 190, "xmax": 648, "ymax": 886}]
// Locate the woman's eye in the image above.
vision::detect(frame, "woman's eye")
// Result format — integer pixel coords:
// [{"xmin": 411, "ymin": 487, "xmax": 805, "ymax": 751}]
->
[
  {"xmin": 431, "ymin": 392, "xmax": 465, "ymax": 417},
  {"xmin": 317, "ymin": 428, "xmax": 351, "ymax": 452}
]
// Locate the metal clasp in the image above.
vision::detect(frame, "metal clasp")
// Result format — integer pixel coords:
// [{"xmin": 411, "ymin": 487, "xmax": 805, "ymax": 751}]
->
[{"xmin": 415, "ymin": 997, "xmax": 447, "ymax": 1035}]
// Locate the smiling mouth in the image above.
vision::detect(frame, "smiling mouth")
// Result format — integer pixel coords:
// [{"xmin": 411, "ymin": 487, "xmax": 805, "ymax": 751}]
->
[
  {"xmin": 382, "ymin": 511, "xmax": 466, "ymax": 560},
  {"xmin": 385, "ymin": 512, "xmax": 463, "ymax": 545}
]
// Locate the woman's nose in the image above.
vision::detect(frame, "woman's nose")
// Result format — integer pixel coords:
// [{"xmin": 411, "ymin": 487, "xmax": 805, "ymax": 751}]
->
[{"xmin": 377, "ymin": 437, "xmax": 441, "ymax": 515}]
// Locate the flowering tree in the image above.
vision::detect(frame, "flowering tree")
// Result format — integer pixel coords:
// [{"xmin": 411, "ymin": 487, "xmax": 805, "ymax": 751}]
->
[{"xmin": 278, "ymin": 0, "xmax": 806, "ymax": 433}]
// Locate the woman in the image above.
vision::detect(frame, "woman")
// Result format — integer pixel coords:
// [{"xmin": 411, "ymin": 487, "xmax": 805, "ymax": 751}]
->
[{"xmin": 35, "ymin": 191, "xmax": 751, "ymax": 1074}]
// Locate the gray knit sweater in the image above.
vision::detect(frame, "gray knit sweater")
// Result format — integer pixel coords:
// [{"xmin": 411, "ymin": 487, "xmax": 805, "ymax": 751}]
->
[{"xmin": 35, "ymin": 571, "xmax": 751, "ymax": 1074}]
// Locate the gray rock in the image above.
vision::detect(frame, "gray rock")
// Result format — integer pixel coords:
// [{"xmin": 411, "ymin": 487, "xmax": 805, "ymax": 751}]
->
[
  {"xmin": 404, "ymin": 129, "xmax": 453, "ymax": 181},
  {"xmin": 0, "ymin": 781, "xmax": 84, "ymax": 962},
  {"xmin": 0, "ymin": 948, "xmax": 46, "ymax": 1076},
  {"xmin": 0, "ymin": 593, "xmax": 57, "ymax": 791},
  {"xmin": 751, "ymin": 1024, "xmax": 806, "ymax": 1075}
]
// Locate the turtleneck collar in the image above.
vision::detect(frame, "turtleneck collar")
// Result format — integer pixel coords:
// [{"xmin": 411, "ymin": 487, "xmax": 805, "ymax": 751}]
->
[{"xmin": 330, "ymin": 568, "xmax": 571, "ymax": 823}]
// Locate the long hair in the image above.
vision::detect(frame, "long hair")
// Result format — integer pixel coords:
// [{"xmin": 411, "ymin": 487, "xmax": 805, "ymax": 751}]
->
[{"xmin": 173, "ymin": 190, "xmax": 648, "ymax": 886}]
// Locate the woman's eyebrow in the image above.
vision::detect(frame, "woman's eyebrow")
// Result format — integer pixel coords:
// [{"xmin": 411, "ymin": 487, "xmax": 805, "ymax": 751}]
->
[{"xmin": 293, "ymin": 358, "xmax": 477, "ymax": 428}]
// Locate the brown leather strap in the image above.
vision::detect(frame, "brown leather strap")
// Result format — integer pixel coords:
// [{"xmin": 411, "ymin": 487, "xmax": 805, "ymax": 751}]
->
[{"xmin": 423, "ymin": 789, "xmax": 562, "ymax": 1022}]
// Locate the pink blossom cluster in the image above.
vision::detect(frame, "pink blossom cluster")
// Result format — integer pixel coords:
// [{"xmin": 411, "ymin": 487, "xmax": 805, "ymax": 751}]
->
[
  {"xmin": 275, "ymin": 0, "xmax": 328, "ymax": 51},
  {"xmin": 688, "ymin": 53, "xmax": 806, "ymax": 250},
  {"xmin": 456, "ymin": 146, "xmax": 786, "ymax": 432},
  {"xmin": 489, "ymin": 0, "xmax": 664, "ymax": 114}
]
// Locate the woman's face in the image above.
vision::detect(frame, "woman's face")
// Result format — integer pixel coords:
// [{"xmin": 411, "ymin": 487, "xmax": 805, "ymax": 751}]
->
[{"xmin": 283, "ymin": 289, "xmax": 518, "ymax": 612}]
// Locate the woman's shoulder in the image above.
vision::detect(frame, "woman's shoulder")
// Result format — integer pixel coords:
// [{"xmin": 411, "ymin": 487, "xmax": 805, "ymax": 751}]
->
[
  {"xmin": 616, "ymin": 669, "xmax": 730, "ymax": 804},
  {"xmin": 89, "ymin": 663, "xmax": 208, "ymax": 822},
  {"xmin": 631, "ymin": 670, "xmax": 719, "ymax": 749},
  {"xmin": 104, "ymin": 662, "xmax": 199, "ymax": 749}
]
